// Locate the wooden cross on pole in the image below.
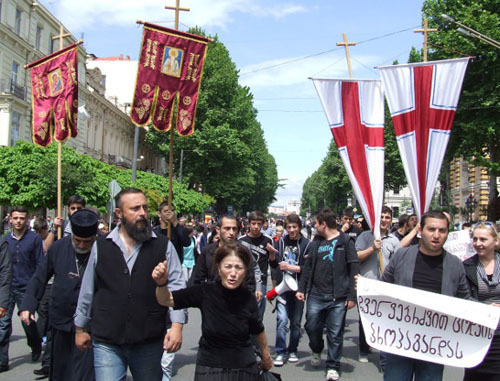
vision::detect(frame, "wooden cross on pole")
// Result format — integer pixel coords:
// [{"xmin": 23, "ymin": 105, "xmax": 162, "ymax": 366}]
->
[
  {"xmin": 51, "ymin": 24, "xmax": 72, "ymax": 239},
  {"xmin": 414, "ymin": 18, "xmax": 438, "ymax": 62},
  {"xmin": 164, "ymin": 0, "xmax": 190, "ymax": 238},
  {"xmin": 165, "ymin": 0, "xmax": 190, "ymax": 30},
  {"xmin": 336, "ymin": 33, "xmax": 356, "ymax": 79}
]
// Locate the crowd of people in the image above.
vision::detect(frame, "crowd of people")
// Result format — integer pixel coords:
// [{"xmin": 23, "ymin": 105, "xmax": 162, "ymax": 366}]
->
[{"xmin": 0, "ymin": 189, "xmax": 499, "ymax": 381}]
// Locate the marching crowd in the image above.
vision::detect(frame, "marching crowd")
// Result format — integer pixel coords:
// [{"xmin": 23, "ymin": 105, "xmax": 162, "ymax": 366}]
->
[{"xmin": 0, "ymin": 188, "xmax": 499, "ymax": 381}]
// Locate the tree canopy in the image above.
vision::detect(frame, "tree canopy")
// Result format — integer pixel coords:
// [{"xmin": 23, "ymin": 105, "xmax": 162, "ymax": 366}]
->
[
  {"xmin": 423, "ymin": 0, "xmax": 500, "ymax": 175},
  {"xmin": 0, "ymin": 141, "xmax": 214, "ymax": 215},
  {"xmin": 145, "ymin": 30, "xmax": 278, "ymax": 214}
]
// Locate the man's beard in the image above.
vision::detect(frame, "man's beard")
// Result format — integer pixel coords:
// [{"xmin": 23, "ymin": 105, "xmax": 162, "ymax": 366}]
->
[
  {"xmin": 71, "ymin": 238, "xmax": 94, "ymax": 254},
  {"xmin": 122, "ymin": 215, "xmax": 152, "ymax": 242}
]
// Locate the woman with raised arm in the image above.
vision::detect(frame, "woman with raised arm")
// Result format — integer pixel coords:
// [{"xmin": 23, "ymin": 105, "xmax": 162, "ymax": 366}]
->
[
  {"xmin": 152, "ymin": 242, "xmax": 273, "ymax": 381},
  {"xmin": 463, "ymin": 222, "xmax": 500, "ymax": 381}
]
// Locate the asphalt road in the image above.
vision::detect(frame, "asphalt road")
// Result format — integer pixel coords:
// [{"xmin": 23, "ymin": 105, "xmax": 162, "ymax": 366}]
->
[{"xmin": 3, "ymin": 289, "xmax": 463, "ymax": 381}]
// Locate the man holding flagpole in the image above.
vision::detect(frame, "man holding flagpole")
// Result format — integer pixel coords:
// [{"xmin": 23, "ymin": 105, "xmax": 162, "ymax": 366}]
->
[{"xmin": 355, "ymin": 206, "xmax": 401, "ymax": 365}]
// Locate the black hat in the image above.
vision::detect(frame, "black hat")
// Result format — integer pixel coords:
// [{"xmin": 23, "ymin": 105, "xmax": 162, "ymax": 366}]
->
[{"xmin": 70, "ymin": 209, "xmax": 98, "ymax": 238}]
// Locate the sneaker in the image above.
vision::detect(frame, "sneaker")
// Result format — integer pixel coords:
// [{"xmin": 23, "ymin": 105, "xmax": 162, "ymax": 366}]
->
[
  {"xmin": 288, "ymin": 352, "xmax": 299, "ymax": 363},
  {"xmin": 274, "ymin": 354, "xmax": 285, "ymax": 367},
  {"xmin": 326, "ymin": 369, "xmax": 340, "ymax": 380},
  {"xmin": 358, "ymin": 354, "xmax": 369, "ymax": 363},
  {"xmin": 311, "ymin": 352, "xmax": 321, "ymax": 367}
]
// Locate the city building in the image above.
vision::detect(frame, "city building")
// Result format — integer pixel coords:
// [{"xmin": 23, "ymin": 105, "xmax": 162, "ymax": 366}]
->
[
  {"xmin": 449, "ymin": 157, "xmax": 493, "ymax": 223},
  {"xmin": 0, "ymin": 0, "xmax": 163, "ymax": 174},
  {"xmin": 286, "ymin": 199, "xmax": 301, "ymax": 215}
]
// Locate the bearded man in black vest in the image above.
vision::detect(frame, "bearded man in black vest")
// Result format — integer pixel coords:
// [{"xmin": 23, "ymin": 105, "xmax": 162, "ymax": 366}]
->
[{"xmin": 74, "ymin": 189, "xmax": 186, "ymax": 380}]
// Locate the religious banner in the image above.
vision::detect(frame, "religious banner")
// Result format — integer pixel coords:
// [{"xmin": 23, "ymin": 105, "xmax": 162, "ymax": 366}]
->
[
  {"xmin": 312, "ymin": 79, "xmax": 385, "ymax": 238},
  {"xmin": 26, "ymin": 43, "xmax": 79, "ymax": 147},
  {"xmin": 131, "ymin": 23, "xmax": 209, "ymax": 136},
  {"xmin": 357, "ymin": 277, "xmax": 500, "ymax": 367},
  {"xmin": 377, "ymin": 58, "xmax": 469, "ymax": 219}
]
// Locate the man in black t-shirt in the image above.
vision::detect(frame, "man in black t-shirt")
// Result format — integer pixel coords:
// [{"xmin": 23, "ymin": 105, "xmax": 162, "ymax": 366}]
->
[
  {"xmin": 338, "ymin": 207, "xmax": 362, "ymax": 241},
  {"xmin": 380, "ymin": 211, "xmax": 470, "ymax": 381},
  {"xmin": 239, "ymin": 211, "xmax": 275, "ymax": 320},
  {"xmin": 297, "ymin": 208, "xmax": 359, "ymax": 381},
  {"xmin": 392, "ymin": 213, "xmax": 419, "ymax": 247},
  {"xmin": 269, "ymin": 213, "xmax": 311, "ymax": 366}
]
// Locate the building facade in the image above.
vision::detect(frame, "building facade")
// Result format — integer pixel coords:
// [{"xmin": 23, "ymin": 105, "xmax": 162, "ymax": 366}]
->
[
  {"xmin": 0, "ymin": 0, "xmax": 162, "ymax": 175},
  {"xmin": 449, "ymin": 157, "xmax": 491, "ymax": 223}
]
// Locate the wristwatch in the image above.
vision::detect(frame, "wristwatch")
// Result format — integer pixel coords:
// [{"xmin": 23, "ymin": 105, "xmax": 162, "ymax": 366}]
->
[{"xmin": 75, "ymin": 327, "xmax": 87, "ymax": 333}]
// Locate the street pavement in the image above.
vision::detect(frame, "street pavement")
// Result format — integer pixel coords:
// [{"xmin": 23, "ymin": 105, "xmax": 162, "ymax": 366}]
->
[{"xmin": 4, "ymin": 288, "xmax": 463, "ymax": 380}]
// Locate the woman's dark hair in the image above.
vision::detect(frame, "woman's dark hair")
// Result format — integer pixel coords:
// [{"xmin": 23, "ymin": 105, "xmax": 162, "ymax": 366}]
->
[
  {"xmin": 211, "ymin": 243, "xmax": 251, "ymax": 281},
  {"xmin": 208, "ymin": 227, "xmax": 219, "ymax": 244}
]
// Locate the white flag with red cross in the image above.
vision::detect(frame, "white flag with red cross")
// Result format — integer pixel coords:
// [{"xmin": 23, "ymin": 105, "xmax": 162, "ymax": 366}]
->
[
  {"xmin": 378, "ymin": 58, "xmax": 469, "ymax": 219},
  {"xmin": 312, "ymin": 79, "xmax": 385, "ymax": 239}
]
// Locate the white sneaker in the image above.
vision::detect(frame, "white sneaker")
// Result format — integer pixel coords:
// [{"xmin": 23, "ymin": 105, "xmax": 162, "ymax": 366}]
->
[
  {"xmin": 288, "ymin": 352, "xmax": 298, "ymax": 363},
  {"xmin": 358, "ymin": 355, "xmax": 368, "ymax": 363},
  {"xmin": 274, "ymin": 354, "xmax": 285, "ymax": 367},
  {"xmin": 311, "ymin": 352, "xmax": 321, "ymax": 367},
  {"xmin": 326, "ymin": 369, "xmax": 340, "ymax": 380}
]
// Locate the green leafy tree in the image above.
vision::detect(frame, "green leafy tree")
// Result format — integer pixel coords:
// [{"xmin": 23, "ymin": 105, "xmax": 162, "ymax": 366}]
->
[
  {"xmin": 145, "ymin": 31, "xmax": 278, "ymax": 214},
  {"xmin": 0, "ymin": 141, "xmax": 213, "ymax": 215},
  {"xmin": 422, "ymin": 0, "xmax": 500, "ymax": 202},
  {"xmin": 300, "ymin": 139, "xmax": 352, "ymax": 215}
]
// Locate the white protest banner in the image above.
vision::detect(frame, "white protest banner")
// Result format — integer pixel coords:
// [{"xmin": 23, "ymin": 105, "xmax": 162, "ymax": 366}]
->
[
  {"xmin": 444, "ymin": 230, "xmax": 476, "ymax": 261},
  {"xmin": 357, "ymin": 277, "xmax": 500, "ymax": 367}
]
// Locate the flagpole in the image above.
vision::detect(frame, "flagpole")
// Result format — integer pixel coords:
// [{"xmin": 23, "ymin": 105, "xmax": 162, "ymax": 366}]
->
[
  {"xmin": 414, "ymin": 18, "xmax": 438, "ymax": 62},
  {"xmin": 53, "ymin": 24, "xmax": 71, "ymax": 239},
  {"xmin": 165, "ymin": 0, "xmax": 190, "ymax": 239}
]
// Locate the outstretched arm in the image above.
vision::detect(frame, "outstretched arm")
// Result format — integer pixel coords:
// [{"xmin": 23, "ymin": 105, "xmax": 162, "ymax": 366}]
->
[{"xmin": 152, "ymin": 261, "xmax": 175, "ymax": 307}]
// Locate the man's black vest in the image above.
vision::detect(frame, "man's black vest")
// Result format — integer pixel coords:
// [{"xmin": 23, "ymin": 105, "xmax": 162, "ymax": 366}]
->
[{"xmin": 91, "ymin": 234, "xmax": 168, "ymax": 345}]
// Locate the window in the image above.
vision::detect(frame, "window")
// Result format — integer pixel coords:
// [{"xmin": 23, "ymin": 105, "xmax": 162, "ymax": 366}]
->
[
  {"xmin": 49, "ymin": 34, "xmax": 56, "ymax": 53},
  {"xmin": 36, "ymin": 25, "xmax": 42, "ymax": 50},
  {"xmin": 10, "ymin": 112, "xmax": 20, "ymax": 146},
  {"xmin": 14, "ymin": 8, "xmax": 21, "ymax": 35},
  {"xmin": 11, "ymin": 62, "xmax": 19, "ymax": 84}
]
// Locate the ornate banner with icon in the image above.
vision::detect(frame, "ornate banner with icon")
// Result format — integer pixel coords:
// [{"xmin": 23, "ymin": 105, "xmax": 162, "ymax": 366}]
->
[
  {"xmin": 131, "ymin": 23, "xmax": 209, "ymax": 136},
  {"xmin": 26, "ymin": 42, "xmax": 79, "ymax": 147}
]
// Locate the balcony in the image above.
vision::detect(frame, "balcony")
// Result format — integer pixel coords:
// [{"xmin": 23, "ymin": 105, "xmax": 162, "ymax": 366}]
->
[{"xmin": 0, "ymin": 79, "xmax": 26, "ymax": 101}]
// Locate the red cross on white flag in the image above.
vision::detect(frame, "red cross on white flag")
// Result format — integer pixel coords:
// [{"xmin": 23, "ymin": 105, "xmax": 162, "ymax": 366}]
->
[
  {"xmin": 378, "ymin": 58, "xmax": 469, "ymax": 219},
  {"xmin": 313, "ymin": 79, "xmax": 385, "ymax": 238}
]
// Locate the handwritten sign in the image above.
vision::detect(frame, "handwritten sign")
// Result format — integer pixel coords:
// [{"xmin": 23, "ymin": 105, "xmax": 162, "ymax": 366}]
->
[
  {"xmin": 444, "ymin": 230, "xmax": 476, "ymax": 261},
  {"xmin": 357, "ymin": 277, "xmax": 500, "ymax": 367}
]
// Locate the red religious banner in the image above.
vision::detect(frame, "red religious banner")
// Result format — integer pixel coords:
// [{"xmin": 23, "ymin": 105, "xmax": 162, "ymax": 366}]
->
[
  {"xmin": 26, "ymin": 43, "xmax": 79, "ymax": 147},
  {"xmin": 131, "ymin": 23, "xmax": 209, "ymax": 136}
]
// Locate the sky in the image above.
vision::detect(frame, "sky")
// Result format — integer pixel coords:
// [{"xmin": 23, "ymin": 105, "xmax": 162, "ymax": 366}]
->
[{"xmin": 40, "ymin": 0, "xmax": 426, "ymax": 207}]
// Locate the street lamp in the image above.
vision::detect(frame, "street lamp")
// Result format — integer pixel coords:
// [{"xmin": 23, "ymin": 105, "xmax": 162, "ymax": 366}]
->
[
  {"xmin": 441, "ymin": 14, "xmax": 500, "ymax": 49},
  {"xmin": 465, "ymin": 194, "xmax": 477, "ymax": 223}
]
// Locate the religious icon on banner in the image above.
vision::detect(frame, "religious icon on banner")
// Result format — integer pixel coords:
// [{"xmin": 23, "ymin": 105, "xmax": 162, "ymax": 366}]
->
[
  {"xmin": 162, "ymin": 46, "xmax": 183, "ymax": 77},
  {"xmin": 48, "ymin": 68, "xmax": 64, "ymax": 97},
  {"xmin": 131, "ymin": 23, "xmax": 210, "ymax": 136},
  {"xmin": 26, "ymin": 42, "xmax": 79, "ymax": 147}
]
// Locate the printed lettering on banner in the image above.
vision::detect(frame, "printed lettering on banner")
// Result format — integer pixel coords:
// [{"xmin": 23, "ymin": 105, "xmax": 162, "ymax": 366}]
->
[{"xmin": 357, "ymin": 277, "xmax": 500, "ymax": 367}]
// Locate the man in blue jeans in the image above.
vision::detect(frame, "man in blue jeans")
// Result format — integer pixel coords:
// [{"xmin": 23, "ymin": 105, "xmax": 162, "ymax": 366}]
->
[
  {"xmin": 269, "ymin": 213, "xmax": 311, "ymax": 366},
  {"xmin": 74, "ymin": 189, "xmax": 186, "ymax": 380},
  {"xmin": 297, "ymin": 208, "xmax": 359, "ymax": 381},
  {"xmin": 0, "ymin": 206, "xmax": 44, "ymax": 372}
]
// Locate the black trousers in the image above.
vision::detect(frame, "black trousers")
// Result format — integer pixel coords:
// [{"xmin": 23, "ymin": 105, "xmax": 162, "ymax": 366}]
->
[{"xmin": 50, "ymin": 328, "xmax": 94, "ymax": 381}]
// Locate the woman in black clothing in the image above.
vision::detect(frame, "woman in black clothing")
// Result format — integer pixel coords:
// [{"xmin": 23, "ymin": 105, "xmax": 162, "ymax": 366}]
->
[
  {"xmin": 153, "ymin": 243, "xmax": 273, "ymax": 380},
  {"xmin": 463, "ymin": 222, "xmax": 500, "ymax": 381}
]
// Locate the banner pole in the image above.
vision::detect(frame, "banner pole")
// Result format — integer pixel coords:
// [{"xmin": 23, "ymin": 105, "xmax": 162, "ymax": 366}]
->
[
  {"xmin": 165, "ymin": 0, "xmax": 190, "ymax": 240},
  {"xmin": 54, "ymin": 24, "xmax": 70, "ymax": 239}
]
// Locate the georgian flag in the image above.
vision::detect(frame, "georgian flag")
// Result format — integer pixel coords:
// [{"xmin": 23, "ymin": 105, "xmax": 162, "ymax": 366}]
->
[
  {"xmin": 378, "ymin": 58, "xmax": 469, "ymax": 219},
  {"xmin": 312, "ymin": 79, "xmax": 385, "ymax": 238}
]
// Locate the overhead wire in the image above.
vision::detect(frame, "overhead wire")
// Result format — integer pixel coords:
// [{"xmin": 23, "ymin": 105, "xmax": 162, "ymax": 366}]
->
[{"xmin": 239, "ymin": 25, "xmax": 420, "ymax": 76}]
